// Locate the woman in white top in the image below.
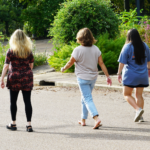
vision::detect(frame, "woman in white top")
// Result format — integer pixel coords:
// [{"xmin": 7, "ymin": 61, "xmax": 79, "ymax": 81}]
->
[{"xmin": 61, "ymin": 28, "xmax": 112, "ymax": 129}]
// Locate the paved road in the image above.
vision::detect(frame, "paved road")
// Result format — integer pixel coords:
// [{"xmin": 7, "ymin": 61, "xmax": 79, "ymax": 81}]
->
[
  {"xmin": 3, "ymin": 39, "xmax": 54, "ymax": 55},
  {"xmin": 0, "ymin": 86, "xmax": 150, "ymax": 150}
]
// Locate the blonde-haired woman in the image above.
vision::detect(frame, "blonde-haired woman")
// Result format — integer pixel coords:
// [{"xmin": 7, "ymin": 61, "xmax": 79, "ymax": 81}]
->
[
  {"xmin": 61, "ymin": 28, "xmax": 112, "ymax": 129},
  {"xmin": 1, "ymin": 29, "xmax": 34, "ymax": 132}
]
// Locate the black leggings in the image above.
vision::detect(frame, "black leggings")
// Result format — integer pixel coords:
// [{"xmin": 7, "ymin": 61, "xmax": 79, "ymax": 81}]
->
[{"xmin": 10, "ymin": 90, "xmax": 32, "ymax": 122}]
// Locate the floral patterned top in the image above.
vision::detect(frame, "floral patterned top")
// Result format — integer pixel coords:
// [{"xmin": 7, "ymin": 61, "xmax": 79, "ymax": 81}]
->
[{"xmin": 5, "ymin": 49, "xmax": 34, "ymax": 91}]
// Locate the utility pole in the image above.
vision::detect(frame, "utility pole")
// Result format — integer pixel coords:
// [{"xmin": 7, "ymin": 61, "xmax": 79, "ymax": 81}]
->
[
  {"xmin": 136, "ymin": 0, "xmax": 140, "ymax": 16},
  {"xmin": 124, "ymin": 0, "xmax": 130, "ymax": 11}
]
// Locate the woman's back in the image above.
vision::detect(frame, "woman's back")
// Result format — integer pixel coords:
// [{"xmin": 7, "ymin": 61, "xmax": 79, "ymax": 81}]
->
[
  {"xmin": 6, "ymin": 49, "xmax": 33, "ymax": 72},
  {"xmin": 5, "ymin": 49, "xmax": 34, "ymax": 91},
  {"xmin": 119, "ymin": 42, "xmax": 150, "ymax": 74},
  {"xmin": 72, "ymin": 45, "xmax": 101, "ymax": 80}
]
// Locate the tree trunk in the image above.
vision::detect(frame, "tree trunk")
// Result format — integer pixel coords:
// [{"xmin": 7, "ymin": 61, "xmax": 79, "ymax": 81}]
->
[{"xmin": 124, "ymin": 0, "xmax": 130, "ymax": 11}]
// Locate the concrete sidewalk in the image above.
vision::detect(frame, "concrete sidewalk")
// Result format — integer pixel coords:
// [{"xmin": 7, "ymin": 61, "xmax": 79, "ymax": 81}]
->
[
  {"xmin": 33, "ymin": 65, "xmax": 150, "ymax": 92},
  {"xmin": 2, "ymin": 64, "xmax": 150, "ymax": 92}
]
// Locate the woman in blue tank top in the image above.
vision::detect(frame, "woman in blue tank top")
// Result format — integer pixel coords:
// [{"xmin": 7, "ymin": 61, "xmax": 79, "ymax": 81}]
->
[{"xmin": 117, "ymin": 29, "xmax": 150, "ymax": 122}]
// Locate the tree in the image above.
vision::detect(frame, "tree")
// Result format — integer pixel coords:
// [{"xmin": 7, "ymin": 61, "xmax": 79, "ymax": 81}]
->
[
  {"xmin": 49, "ymin": 0, "xmax": 119, "ymax": 47},
  {"xmin": 21, "ymin": 0, "xmax": 64, "ymax": 37},
  {"xmin": 0, "ymin": 0, "xmax": 24, "ymax": 36},
  {"xmin": 111, "ymin": 0, "xmax": 150, "ymax": 14}
]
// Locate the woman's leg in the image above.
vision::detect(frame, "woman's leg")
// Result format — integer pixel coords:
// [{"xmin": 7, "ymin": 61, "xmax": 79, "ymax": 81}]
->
[
  {"xmin": 90, "ymin": 79, "xmax": 101, "ymax": 128},
  {"xmin": 22, "ymin": 90, "xmax": 32, "ymax": 126},
  {"xmin": 135, "ymin": 87, "xmax": 144, "ymax": 121},
  {"xmin": 123, "ymin": 86, "xmax": 139, "ymax": 110},
  {"xmin": 79, "ymin": 97, "xmax": 88, "ymax": 126},
  {"xmin": 9, "ymin": 90, "xmax": 19, "ymax": 125},
  {"xmin": 123, "ymin": 86, "xmax": 144, "ymax": 122},
  {"xmin": 135, "ymin": 87, "xmax": 144, "ymax": 109},
  {"xmin": 78, "ymin": 78, "xmax": 100, "ymax": 128}
]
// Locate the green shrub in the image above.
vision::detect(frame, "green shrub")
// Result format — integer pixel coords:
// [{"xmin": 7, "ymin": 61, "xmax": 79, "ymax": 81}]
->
[
  {"xmin": 33, "ymin": 52, "xmax": 47, "ymax": 67},
  {"xmin": 48, "ymin": 33, "xmax": 125, "ymax": 73},
  {"xmin": 0, "ymin": 42, "xmax": 10, "ymax": 73},
  {"xmin": 22, "ymin": 0, "xmax": 64, "ymax": 37},
  {"xmin": 49, "ymin": 0, "xmax": 119, "ymax": 47},
  {"xmin": 0, "ymin": 32, "xmax": 4, "ymax": 42},
  {"xmin": 48, "ymin": 42, "xmax": 79, "ymax": 72},
  {"xmin": 96, "ymin": 33, "xmax": 126, "ymax": 71},
  {"xmin": 31, "ymin": 40, "xmax": 47, "ymax": 67},
  {"xmin": 118, "ymin": 8, "xmax": 148, "ymax": 31}
]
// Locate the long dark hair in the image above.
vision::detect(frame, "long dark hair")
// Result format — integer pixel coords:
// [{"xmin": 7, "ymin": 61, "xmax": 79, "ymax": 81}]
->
[{"xmin": 126, "ymin": 29, "xmax": 145, "ymax": 65}]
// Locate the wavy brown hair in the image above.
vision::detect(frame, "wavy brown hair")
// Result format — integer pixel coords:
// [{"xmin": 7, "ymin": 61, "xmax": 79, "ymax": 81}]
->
[{"xmin": 76, "ymin": 28, "xmax": 97, "ymax": 46}]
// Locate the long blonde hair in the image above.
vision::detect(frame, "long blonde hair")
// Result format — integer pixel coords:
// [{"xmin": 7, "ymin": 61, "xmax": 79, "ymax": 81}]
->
[{"xmin": 9, "ymin": 29, "xmax": 33, "ymax": 58}]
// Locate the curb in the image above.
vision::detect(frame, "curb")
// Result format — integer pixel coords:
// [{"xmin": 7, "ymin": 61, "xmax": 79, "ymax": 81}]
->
[
  {"xmin": 34, "ymin": 80, "xmax": 123, "ymax": 91},
  {"xmin": 34, "ymin": 80, "xmax": 150, "ymax": 92}
]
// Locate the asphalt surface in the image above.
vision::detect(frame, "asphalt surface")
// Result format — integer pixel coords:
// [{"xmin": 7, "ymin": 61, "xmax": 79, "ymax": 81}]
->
[
  {"xmin": 0, "ymin": 86, "xmax": 150, "ymax": 150},
  {"xmin": 1, "ymin": 39, "xmax": 150, "ymax": 150}
]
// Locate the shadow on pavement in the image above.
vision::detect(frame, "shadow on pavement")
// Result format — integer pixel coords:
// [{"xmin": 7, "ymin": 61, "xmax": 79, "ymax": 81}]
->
[{"xmin": 0, "ymin": 124, "xmax": 150, "ymax": 141}]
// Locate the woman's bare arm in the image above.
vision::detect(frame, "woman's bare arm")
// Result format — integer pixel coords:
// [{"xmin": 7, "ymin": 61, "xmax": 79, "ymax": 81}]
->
[
  {"xmin": 1, "ymin": 64, "xmax": 9, "ymax": 88},
  {"xmin": 29, "ymin": 63, "xmax": 34, "ymax": 70},
  {"xmin": 1, "ymin": 64, "xmax": 9, "ymax": 81},
  {"xmin": 98, "ymin": 56, "xmax": 109, "ymax": 77},
  {"xmin": 63, "ymin": 56, "xmax": 76, "ymax": 71},
  {"xmin": 147, "ymin": 62, "xmax": 150, "ymax": 69},
  {"xmin": 117, "ymin": 63, "xmax": 124, "ymax": 75}
]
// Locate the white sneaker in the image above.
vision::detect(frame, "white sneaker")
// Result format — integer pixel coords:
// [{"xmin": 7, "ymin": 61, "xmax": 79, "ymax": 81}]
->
[
  {"xmin": 139, "ymin": 116, "xmax": 144, "ymax": 122},
  {"xmin": 134, "ymin": 108, "xmax": 144, "ymax": 122}
]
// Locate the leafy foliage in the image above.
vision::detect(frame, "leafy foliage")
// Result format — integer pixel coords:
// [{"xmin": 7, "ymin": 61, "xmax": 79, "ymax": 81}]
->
[
  {"xmin": 0, "ymin": 0, "xmax": 24, "ymax": 36},
  {"xmin": 118, "ymin": 8, "xmax": 150, "ymax": 41},
  {"xmin": 138, "ymin": 20, "xmax": 150, "ymax": 47},
  {"xmin": 96, "ymin": 33, "xmax": 125, "ymax": 71},
  {"xmin": 49, "ymin": 0, "xmax": 119, "ymax": 48},
  {"xmin": 21, "ymin": 0, "xmax": 64, "ymax": 37},
  {"xmin": 118, "ymin": 8, "xmax": 144, "ymax": 30},
  {"xmin": 0, "ymin": 42, "xmax": 10, "ymax": 73},
  {"xmin": 111, "ymin": 0, "xmax": 150, "ymax": 13},
  {"xmin": 0, "ymin": 32, "xmax": 4, "ymax": 42},
  {"xmin": 48, "ymin": 42, "xmax": 79, "ymax": 72},
  {"xmin": 48, "ymin": 33, "xmax": 125, "ymax": 73},
  {"xmin": 33, "ymin": 53, "xmax": 47, "ymax": 67}
]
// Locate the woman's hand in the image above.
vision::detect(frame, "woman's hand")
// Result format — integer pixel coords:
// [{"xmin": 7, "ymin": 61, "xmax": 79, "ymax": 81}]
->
[
  {"xmin": 106, "ymin": 77, "xmax": 112, "ymax": 86},
  {"xmin": 61, "ymin": 67, "xmax": 65, "ymax": 72},
  {"xmin": 118, "ymin": 74, "xmax": 122, "ymax": 83},
  {"xmin": 1, "ymin": 80, "xmax": 5, "ymax": 89}
]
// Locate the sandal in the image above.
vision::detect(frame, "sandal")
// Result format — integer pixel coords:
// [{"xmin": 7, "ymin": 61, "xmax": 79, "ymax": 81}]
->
[
  {"xmin": 6, "ymin": 124, "xmax": 17, "ymax": 131},
  {"xmin": 26, "ymin": 125, "xmax": 33, "ymax": 132}
]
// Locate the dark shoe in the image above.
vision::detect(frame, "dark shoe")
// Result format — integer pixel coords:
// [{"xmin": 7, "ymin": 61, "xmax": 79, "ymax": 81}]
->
[
  {"xmin": 6, "ymin": 124, "xmax": 17, "ymax": 131},
  {"xmin": 26, "ymin": 125, "xmax": 33, "ymax": 132}
]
